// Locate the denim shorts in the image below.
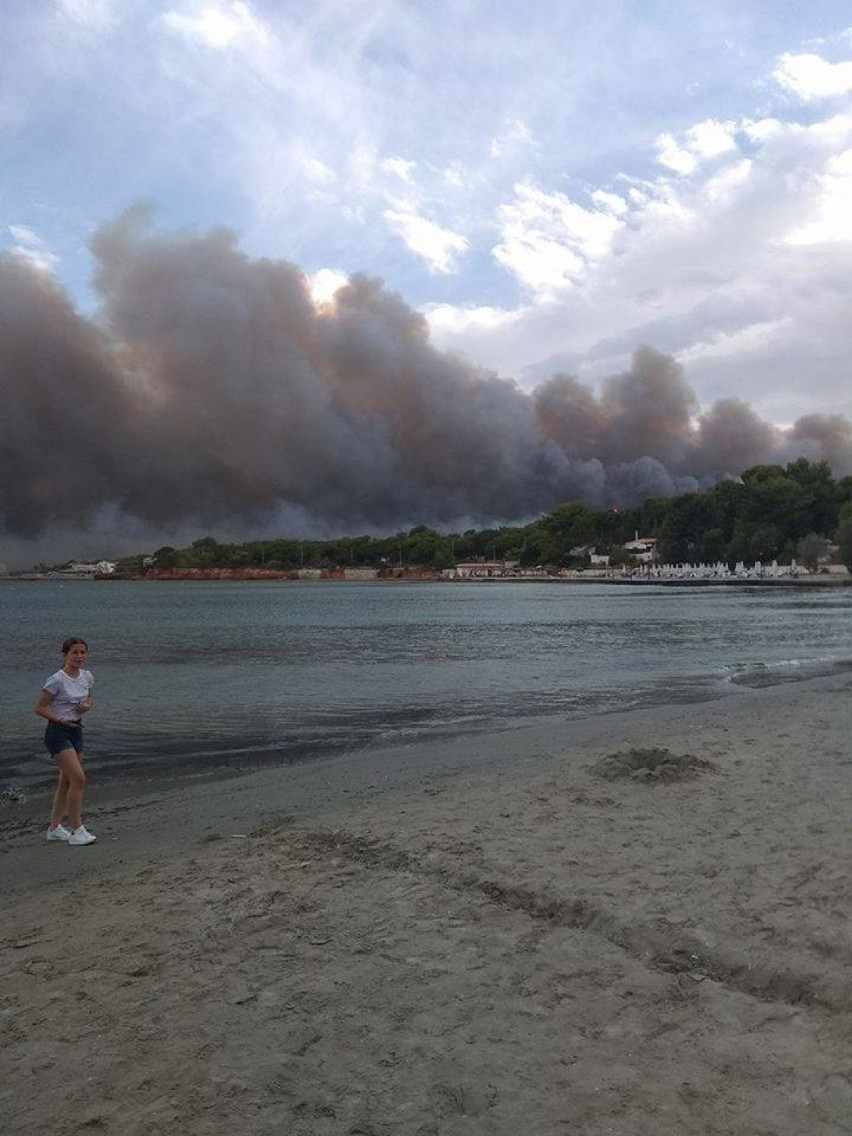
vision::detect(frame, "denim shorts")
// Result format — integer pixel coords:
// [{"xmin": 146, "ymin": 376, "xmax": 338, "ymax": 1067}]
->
[{"xmin": 45, "ymin": 721, "xmax": 84, "ymax": 758}]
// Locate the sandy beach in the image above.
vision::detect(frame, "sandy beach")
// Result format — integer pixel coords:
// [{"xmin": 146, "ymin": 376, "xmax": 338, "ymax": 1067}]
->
[{"xmin": 3, "ymin": 673, "xmax": 852, "ymax": 1135}]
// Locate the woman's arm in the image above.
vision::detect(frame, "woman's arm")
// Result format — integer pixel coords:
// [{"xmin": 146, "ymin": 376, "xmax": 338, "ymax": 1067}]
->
[{"xmin": 34, "ymin": 690, "xmax": 74, "ymax": 726}]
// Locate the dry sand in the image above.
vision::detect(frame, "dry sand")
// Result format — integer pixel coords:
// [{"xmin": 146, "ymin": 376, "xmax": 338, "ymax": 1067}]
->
[{"xmin": 3, "ymin": 674, "xmax": 852, "ymax": 1135}]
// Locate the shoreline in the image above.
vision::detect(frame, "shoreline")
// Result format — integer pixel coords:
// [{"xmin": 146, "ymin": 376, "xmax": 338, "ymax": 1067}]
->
[
  {"xmin": 4, "ymin": 673, "xmax": 852, "ymax": 1133},
  {"xmin": 2, "ymin": 672, "xmax": 848, "ymax": 893},
  {"xmin": 7, "ymin": 658, "xmax": 851, "ymax": 799},
  {"xmin": 3, "ymin": 571, "xmax": 850, "ymax": 587},
  {"xmin": 0, "ymin": 673, "xmax": 817, "ymax": 891}
]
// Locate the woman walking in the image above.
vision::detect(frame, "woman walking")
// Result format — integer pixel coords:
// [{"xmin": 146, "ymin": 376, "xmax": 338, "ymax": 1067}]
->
[{"xmin": 35, "ymin": 637, "xmax": 97, "ymax": 846}]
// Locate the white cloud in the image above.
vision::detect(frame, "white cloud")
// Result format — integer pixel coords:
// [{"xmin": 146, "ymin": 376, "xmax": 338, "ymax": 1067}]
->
[
  {"xmin": 741, "ymin": 117, "xmax": 784, "ymax": 143},
  {"xmin": 7, "ymin": 225, "xmax": 58, "ymax": 273},
  {"xmin": 773, "ymin": 51, "xmax": 852, "ymax": 100},
  {"xmin": 655, "ymin": 133, "xmax": 696, "ymax": 174},
  {"xmin": 300, "ymin": 155, "xmax": 337, "ymax": 186},
  {"xmin": 656, "ymin": 119, "xmax": 737, "ymax": 174},
  {"xmin": 381, "ymin": 157, "xmax": 417, "ymax": 182},
  {"xmin": 591, "ymin": 190, "xmax": 629, "ymax": 216},
  {"xmin": 807, "ymin": 111, "xmax": 852, "ymax": 144},
  {"xmin": 442, "ymin": 162, "xmax": 472, "ymax": 189},
  {"xmin": 676, "ymin": 318, "xmax": 795, "ymax": 366},
  {"xmin": 492, "ymin": 181, "xmax": 623, "ymax": 298},
  {"xmin": 425, "ymin": 302, "xmax": 524, "ymax": 340},
  {"xmin": 383, "ymin": 206, "xmax": 469, "ymax": 274},
  {"xmin": 787, "ymin": 146, "xmax": 852, "ymax": 244},
  {"xmin": 489, "ymin": 116, "xmax": 535, "ymax": 158},
  {"xmin": 492, "ymin": 227, "xmax": 584, "ymax": 297},
  {"xmin": 9, "ymin": 224, "xmax": 42, "ymax": 245},
  {"xmin": 687, "ymin": 119, "xmax": 738, "ymax": 159},
  {"xmin": 430, "ymin": 61, "xmax": 852, "ymax": 421},
  {"xmin": 703, "ymin": 158, "xmax": 752, "ymax": 203},
  {"xmin": 341, "ymin": 203, "xmax": 367, "ymax": 225},
  {"xmin": 161, "ymin": 1, "xmax": 269, "ymax": 52}
]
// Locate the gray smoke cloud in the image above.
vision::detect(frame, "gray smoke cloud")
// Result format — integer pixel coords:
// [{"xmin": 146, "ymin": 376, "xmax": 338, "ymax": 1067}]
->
[{"xmin": 2, "ymin": 209, "xmax": 850, "ymax": 562}]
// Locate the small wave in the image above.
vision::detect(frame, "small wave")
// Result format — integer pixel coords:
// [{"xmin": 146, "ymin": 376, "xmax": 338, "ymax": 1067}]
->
[{"xmin": 725, "ymin": 657, "xmax": 852, "ymax": 688}]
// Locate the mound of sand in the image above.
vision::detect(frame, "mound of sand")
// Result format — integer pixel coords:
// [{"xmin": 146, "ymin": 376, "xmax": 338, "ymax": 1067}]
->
[{"xmin": 589, "ymin": 746, "xmax": 717, "ymax": 783}]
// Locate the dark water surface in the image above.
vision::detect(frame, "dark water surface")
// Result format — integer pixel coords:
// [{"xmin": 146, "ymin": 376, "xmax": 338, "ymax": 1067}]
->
[{"xmin": 4, "ymin": 579, "xmax": 851, "ymax": 789}]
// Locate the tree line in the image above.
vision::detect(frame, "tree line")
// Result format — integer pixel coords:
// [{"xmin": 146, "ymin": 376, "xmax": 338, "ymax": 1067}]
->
[{"xmin": 118, "ymin": 459, "xmax": 852, "ymax": 575}]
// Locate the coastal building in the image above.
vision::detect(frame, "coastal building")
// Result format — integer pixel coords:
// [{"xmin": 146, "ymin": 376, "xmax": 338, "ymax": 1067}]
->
[
  {"xmin": 66, "ymin": 560, "xmax": 117, "ymax": 576},
  {"xmin": 450, "ymin": 561, "xmax": 508, "ymax": 578},
  {"xmin": 343, "ymin": 567, "xmax": 379, "ymax": 580},
  {"xmin": 623, "ymin": 536, "xmax": 657, "ymax": 564}
]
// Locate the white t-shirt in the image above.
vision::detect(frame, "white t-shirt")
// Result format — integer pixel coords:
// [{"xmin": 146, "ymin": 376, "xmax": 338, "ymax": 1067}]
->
[{"xmin": 43, "ymin": 669, "xmax": 93, "ymax": 722}]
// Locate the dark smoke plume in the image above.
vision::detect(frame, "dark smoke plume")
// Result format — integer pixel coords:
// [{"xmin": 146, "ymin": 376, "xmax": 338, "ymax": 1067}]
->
[{"xmin": 1, "ymin": 210, "xmax": 850, "ymax": 559}]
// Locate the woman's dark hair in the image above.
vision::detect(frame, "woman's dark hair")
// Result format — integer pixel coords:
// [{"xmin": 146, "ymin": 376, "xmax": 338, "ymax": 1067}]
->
[{"xmin": 61, "ymin": 636, "xmax": 88, "ymax": 654}]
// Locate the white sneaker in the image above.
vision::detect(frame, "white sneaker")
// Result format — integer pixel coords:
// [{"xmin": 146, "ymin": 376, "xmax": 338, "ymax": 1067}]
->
[
  {"xmin": 68, "ymin": 825, "xmax": 97, "ymax": 846},
  {"xmin": 46, "ymin": 824, "xmax": 72, "ymax": 842}
]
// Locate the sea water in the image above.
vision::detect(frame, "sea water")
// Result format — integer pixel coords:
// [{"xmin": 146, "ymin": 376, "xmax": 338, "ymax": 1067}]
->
[{"xmin": 3, "ymin": 579, "xmax": 851, "ymax": 789}]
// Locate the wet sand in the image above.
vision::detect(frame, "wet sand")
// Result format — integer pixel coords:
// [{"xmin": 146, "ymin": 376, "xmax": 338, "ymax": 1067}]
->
[{"xmin": 3, "ymin": 674, "xmax": 852, "ymax": 1135}]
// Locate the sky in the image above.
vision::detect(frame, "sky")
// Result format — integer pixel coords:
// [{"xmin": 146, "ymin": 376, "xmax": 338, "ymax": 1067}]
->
[{"xmin": 2, "ymin": 1, "xmax": 852, "ymax": 563}]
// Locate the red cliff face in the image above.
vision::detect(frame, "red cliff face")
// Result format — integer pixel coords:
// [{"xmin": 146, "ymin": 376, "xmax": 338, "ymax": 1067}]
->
[
  {"xmin": 141, "ymin": 567, "xmax": 442, "ymax": 581},
  {"xmin": 144, "ymin": 567, "xmax": 300, "ymax": 580}
]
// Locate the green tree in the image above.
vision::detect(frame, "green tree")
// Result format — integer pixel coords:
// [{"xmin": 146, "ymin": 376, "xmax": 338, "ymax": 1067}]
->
[
  {"xmin": 152, "ymin": 546, "xmax": 178, "ymax": 569},
  {"xmin": 796, "ymin": 533, "xmax": 830, "ymax": 571},
  {"xmin": 187, "ymin": 536, "xmax": 226, "ymax": 568},
  {"xmin": 541, "ymin": 502, "xmax": 598, "ymax": 548},
  {"xmin": 726, "ymin": 522, "xmax": 751, "ymax": 568},
  {"xmin": 739, "ymin": 466, "xmax": 809, "ymax": 546},
  {"xmin": 699, "ymin": 528, "xmax": 726, "ymax": 564},
  {"xmin": 115, "ymin": 554, "xmax": 146, "ymax": 575},
  {"xmin": 749, "ymin": 523, "xmax": 782, "ymax": 563},
  {"xmin": 835, "ymin": 503, "xmax": 852, "ymax": 571},
  {"xmin": 785, "ymin": 458, "xmax": 837, "ymax": 535},
  {"xmin": 631, "ymin": 496, "xmax": 671, "ymax": 538},
  {"xmin": 657, "ymin": 494, "xmax": 709, "ymax": 562}
]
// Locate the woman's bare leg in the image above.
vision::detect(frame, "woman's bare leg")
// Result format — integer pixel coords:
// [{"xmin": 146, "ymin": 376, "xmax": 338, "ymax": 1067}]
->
[
  {"xmin": 49, "ymin": 767, "xmax": 71, "ymax": 828},
  {"xmin": 54, "ymin": 749, "xmax": 86, "ymax": 830}
]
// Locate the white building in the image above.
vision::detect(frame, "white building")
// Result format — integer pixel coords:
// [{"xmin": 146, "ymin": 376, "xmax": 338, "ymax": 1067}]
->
[
  {"xmin": 623, "ymin": 536, "xmax": 657, "ymax": 564},
  {"xmin": 343, "ymin": 567, "xmax": 379, "ymax": 580},
  {"xmin": 67, "ymin": 560, "xmax": 116, "ymax": 575},
  {"xmin": 450, "ymin": 561, "xmax": 507, "ymax": 578}
]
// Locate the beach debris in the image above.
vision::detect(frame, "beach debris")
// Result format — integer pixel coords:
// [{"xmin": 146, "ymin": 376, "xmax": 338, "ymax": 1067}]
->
[
  {"xmin": 0, "ymin": 788, "xmax": 26, "ymax": 805},
  {"xmin": 228, "ymin": 987, "xmax": 257, "ymax": 1005},
  {"xmin": 124, "ymin": 963, "xmax": 154, "ymax": 978},
  {"xmin": 588, "ymin": 747, "xmax": 717, "ymax": 783},
  {"xmin": 10, "ymin": 936, "xmax": 44, "ymax": 950},
  {"xmin": 77, "ymin": 1109, "xmax": 109, "ymax": 1129},
  {"xmin": 428, "ymin": 1080, "xmax": 498, "ymax": 1118},
  {"xmin": 294, "ymin": 1032, "xmax": 322, "ymax": 1056}
]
